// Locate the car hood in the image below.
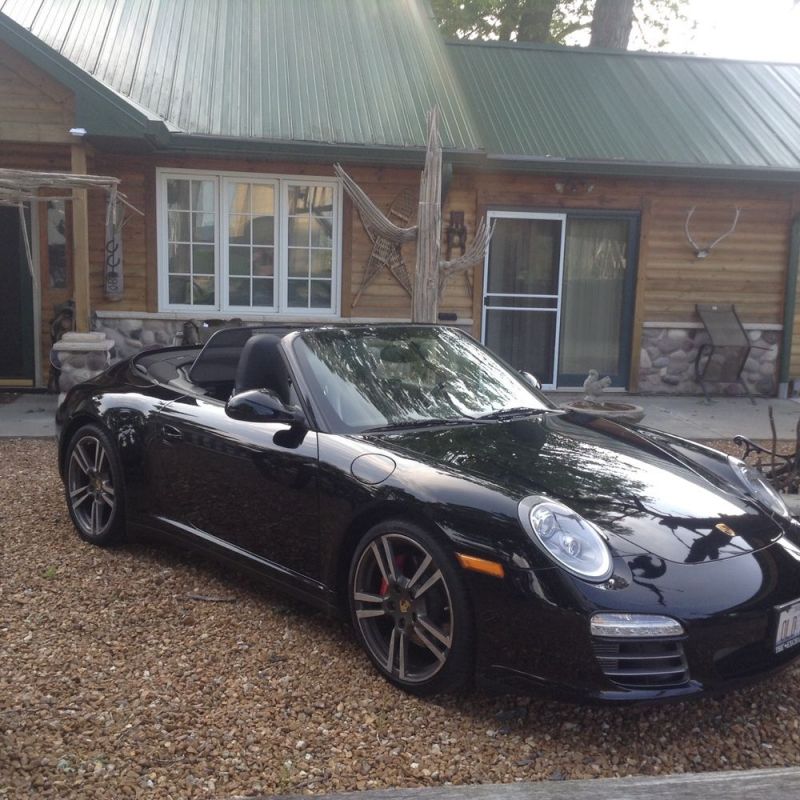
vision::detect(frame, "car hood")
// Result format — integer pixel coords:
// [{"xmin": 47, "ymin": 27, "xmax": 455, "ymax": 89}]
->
[{"xmin": 362, "ymin": 412, "xmax": 785, "ymax": 565}]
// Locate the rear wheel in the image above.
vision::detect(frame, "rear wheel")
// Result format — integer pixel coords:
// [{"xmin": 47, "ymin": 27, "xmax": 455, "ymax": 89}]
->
[
  {"xmin": 65, "ymin": 424, "xmax": 125, "ymax": 546},
  {"xmin": 349, "ymin": 519, "xmax": 473, "ymax": 695}
]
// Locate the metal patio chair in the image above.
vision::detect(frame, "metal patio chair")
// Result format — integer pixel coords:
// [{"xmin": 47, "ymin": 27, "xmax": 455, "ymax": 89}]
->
[{"xmin": 694, "ymin": 303, "xmax": 755, "ymax": 404}]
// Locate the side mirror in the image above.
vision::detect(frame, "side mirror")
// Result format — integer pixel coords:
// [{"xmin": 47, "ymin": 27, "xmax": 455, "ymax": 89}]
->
[
  {"xmin": 520, "ymin": 371, "xmax": 542, "ymax": 390},
  {"xmin": 226, "ymin": 389, "xmax": 306, "ymax": 426}
]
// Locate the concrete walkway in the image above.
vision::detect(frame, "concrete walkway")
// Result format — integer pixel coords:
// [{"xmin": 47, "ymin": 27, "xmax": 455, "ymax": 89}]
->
[
  {"xmin": 550, "ymin": 393, "xmax": 800, "ymax": 441},
  {"xmin": 0, "ymin": 393, "xmax": 57, "ymax": 438},
  {"xmin": 1, "ymin": 391, "xmax": 799, "ymax": 441},
  {"xmin": 259, "ymin": 767, "xmax": 800, "ymax": 800}
]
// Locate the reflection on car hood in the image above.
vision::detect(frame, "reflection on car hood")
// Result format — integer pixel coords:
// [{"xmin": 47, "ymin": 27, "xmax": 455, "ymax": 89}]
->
[{"xmin": 363, "ymin": 412, "xmax": 784, "ymax": 564}]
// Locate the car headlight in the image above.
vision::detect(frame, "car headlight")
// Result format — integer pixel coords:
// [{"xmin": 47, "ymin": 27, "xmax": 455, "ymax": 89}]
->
[
  {"xmin": 518, "ymin": 498, "xmax": 612, "ymax": 581},
  {"xmin": 728, "ymin": 456, "xmax": 788, "ymax": 517}
]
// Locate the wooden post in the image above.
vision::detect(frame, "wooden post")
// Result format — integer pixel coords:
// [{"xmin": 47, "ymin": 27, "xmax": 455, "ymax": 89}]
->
[
  {"xmin": 628, "ymin": 197, "xmax": 652, "ymax": 392},
  {"xmin": 412, "ymin": 109, "xmax": 442, "ymax": 324},
  {"xmin": 70, "ymin": 143, "xmax": 91, "ymax": 332}
]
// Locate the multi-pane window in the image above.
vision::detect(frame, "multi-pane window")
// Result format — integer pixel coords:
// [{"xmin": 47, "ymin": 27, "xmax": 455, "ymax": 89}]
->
[
  {"xmin": 226, "ymin": 180, "xmax": 276, "ymax": 310},
  {"xmin": 286, "ymin": 184, "xmax": 334, "ymax": 309},
  {"xmin": 166, "ymin": 178, "xmax": 217, "ymax": 306},
  {"xmin": 159, "ymin": 171, "xmax": 339, "ymax": 315}
]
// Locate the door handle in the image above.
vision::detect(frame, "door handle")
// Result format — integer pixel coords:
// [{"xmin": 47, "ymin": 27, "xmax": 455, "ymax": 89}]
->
[{"xmin": 161, "ymin": 424, "xmax": 183, "ymax": 443}]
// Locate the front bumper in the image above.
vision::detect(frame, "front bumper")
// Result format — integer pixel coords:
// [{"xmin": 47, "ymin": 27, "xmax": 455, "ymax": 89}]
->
[{"xmin": 466, "ymin": 541, "xmax": 800, "ymax": 703}]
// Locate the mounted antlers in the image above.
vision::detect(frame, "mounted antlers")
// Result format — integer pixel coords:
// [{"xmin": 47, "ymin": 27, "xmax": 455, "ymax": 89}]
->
[{"xmin": 684, "ymin": 206, "xmax": 741, "ymax": 259}]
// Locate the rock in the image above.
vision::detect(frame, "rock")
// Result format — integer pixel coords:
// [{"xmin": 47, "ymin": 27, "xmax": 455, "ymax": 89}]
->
[
  {"xmin": 762, "ymin": 330, "xmax": 779, "ymax": 345},
  {"xmin": 657, "ymin": 335, "xmax": 684, "ymax": 355},
  {"xmin": 760, "ymin": 361, "xmax": 777, "ymax": 377},
  {"xmin": 661, "ymin": 374, "xmax": 681, "ymax": 386},
  {"xmin": 640, "ymin": 349, "xmax": 652, "ymax": 369}
]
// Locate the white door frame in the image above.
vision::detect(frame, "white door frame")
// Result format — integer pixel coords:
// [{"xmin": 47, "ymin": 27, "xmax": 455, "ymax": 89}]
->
[{"xmin": 481, "ymin": 210, "xmax": 567, "ymax": 390}]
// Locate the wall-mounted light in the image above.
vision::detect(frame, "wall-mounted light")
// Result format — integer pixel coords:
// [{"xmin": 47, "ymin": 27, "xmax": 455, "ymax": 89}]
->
[{"xmin": 69, "ymin": 127, "xmax": 87, "ymax": 137}]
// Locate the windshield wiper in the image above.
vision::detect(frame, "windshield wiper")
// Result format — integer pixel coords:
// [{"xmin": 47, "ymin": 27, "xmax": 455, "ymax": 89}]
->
[
  {"xmin": 477, "ymin": 406, "xmax": 561, "ymax": 421},
  {"xmin": 362, "ymin": 416, "xmax": 481, "ymax": 433}
]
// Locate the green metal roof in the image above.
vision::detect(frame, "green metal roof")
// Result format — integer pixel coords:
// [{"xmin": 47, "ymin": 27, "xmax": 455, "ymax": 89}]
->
[
  {"xmin": 447, "ymin": 40, "xmax": 800, "ymax": 176},
  {"xmin": 0, "ymin": 0, "xmax": 481, "ymax": 153},
  {"xmin": 2, "ymin": 1, "xmax": 800, "ymax": 177}
]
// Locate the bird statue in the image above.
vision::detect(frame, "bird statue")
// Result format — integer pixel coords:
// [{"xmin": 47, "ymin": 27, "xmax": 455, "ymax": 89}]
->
[{"xmin": 583, "ymin": 369, "xmax": 612, "ymax": 404}]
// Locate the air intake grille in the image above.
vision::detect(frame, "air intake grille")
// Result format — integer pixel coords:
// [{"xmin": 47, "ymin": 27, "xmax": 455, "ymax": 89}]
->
[{"xmin": 592, "ymin": 638, "xmax": 689, "ymax": 689}]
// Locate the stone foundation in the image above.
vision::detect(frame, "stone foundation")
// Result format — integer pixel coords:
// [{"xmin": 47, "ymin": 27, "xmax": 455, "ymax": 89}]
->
[
  {"xmin": 91, "ymin": 317, "xmax": 781, "ymax": 398},
  {"xmin": 638, "ymin": 327, "xmax": 779, "ymax": 397},
  {"xmin": 94, "ymin": 318, "xmax": 188, "ymax": 361}
]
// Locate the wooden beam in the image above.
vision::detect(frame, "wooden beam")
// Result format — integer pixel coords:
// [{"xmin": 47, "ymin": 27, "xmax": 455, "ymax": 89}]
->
[
  {"xmin": 71, "ymin": 143, "xmax": 91, "ymax": 332},
  {"xmin": 628, "ymin": 197, "xmax": 652, "ymax": 392},
  {"xmin": 340, "ymin": 194, "xmax": 353, "ymax": 317},
  {"xmin": 144, "ymin": 164, "xmax": 158, "ymax": 312}
]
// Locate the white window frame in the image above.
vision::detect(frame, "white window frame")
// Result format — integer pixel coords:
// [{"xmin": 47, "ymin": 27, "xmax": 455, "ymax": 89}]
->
[{"xmin": 157, "ymin": 167, "xmax": 342, "ymax": 318}]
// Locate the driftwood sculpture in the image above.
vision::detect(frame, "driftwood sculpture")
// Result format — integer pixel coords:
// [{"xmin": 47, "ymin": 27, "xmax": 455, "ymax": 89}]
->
[
  {"xmin": 351, "ymin": 187, "xmax": 415, "ymax": 309},
  {"xmin": 335, "ymin": 107, "xmax": 491, "ymax": 323},
  {"xmin": 735, "ymin": 408, "xmax": 800, "ymax": 495},
  {"xmin": 0, "ymin": 168, "xmax": 142, "ymax": 293}
]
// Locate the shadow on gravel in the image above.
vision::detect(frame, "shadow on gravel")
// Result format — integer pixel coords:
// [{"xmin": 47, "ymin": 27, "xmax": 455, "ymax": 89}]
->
[{"xmin": 119, "ymin": 532, "xmax": 796, "ymax": 775}]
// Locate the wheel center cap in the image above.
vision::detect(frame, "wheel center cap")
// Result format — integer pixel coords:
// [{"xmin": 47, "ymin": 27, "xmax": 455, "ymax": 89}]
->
[{"xmin": 399, "ymin": 598, "xmax": 412, "ymax": 614}]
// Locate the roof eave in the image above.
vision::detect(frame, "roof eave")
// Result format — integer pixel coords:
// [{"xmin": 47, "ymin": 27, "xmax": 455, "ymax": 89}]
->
[
  {"xmin": 140, "ymin": 132, "xmax": 486, "ymax": 166},
  {"xmin": 0, "ymin": 11, "xmax": 170, "ymax": 143},
  {"xmin": 485, "ymin": 154, "xmax": 800, "ymax": 183}
]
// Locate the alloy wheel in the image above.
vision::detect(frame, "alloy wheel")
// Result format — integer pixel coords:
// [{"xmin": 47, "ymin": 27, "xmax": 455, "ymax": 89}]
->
[
  {"xmin": 352, "ymin": 533, "xmax": 454, "ymax": 684},
  {"xmin": 67, "ymin": 435, "xmax": 116, "ymax": 539}
]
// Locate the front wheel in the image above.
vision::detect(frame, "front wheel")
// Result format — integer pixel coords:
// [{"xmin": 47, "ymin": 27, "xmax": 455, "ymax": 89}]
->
[
  {"xmin": 348, "ymin": 520, "xmax": 473, "ymax": 696},
  {"xmin": 64, "ymin": 424, "xmax": 126, "ymax": 546}
]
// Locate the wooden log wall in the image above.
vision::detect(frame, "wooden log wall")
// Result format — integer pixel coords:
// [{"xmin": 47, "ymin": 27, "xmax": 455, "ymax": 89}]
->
[
  {"xmin": 0, "ymin": 40, "xmax": 73, "ymax": 145},
  {"xmin": 0, "ymin": 37, "xmax": 75, "ymax": 385},
  {"xmin": 82, "ymin": 156, "xmax": 475, "ymax": 324},
  {"xmin": 471, "ymin": 170, "xmax": 797, "ymax": 386}
]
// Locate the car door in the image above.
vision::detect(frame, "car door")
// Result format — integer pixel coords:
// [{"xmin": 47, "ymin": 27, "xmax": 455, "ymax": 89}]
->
[{"xmin": 150, "ymin": 393, "xmax": 321, "ymax": 581}]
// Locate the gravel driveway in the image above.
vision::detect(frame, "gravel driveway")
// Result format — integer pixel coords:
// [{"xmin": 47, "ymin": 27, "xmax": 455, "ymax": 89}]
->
[{"xmin": 3, "ymin": 439, "xmax": 800, "ymax": 799}]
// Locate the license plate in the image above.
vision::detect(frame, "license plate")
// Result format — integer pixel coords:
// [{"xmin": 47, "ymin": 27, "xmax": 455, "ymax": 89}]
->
[{"xmin": 775, "ymin": 599, "xmax": 800, "ymax": 653}]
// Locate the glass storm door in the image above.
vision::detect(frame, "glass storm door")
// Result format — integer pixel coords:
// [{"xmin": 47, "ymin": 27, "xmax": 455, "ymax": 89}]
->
[
  {"xmin": 482, "ymin": 211, "xmax": 636, "ymax": 389},
  {"xmin": 482, "ymin": 212, "xmax": 565, "ymax": 388}
]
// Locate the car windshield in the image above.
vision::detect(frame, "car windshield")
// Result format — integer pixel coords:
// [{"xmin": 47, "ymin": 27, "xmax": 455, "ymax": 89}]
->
[{"xmin": 291, "ymin": 326, "xmax": 552, "ymax": 433}]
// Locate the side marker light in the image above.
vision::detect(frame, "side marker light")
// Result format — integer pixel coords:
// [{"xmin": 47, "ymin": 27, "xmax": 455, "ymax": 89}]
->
[{"xmin": 456, "ymin": 553, "xmax": 505, "ymax": 578}]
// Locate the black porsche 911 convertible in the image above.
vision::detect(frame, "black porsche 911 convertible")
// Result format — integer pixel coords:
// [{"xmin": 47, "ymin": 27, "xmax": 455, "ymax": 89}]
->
[{"xmin": 56, "ymin": 324, "xmax": 800, "ymax": 701}]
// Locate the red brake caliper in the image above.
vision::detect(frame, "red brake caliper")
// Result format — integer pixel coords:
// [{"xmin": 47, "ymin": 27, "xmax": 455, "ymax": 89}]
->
[{"xmin": 379, "ymin": 554, "xmax": 407, "ymax": 595}]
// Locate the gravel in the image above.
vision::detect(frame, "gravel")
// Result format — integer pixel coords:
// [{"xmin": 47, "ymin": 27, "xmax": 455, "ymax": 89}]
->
[{"xmin": 3, "ymin": 438, "xmax": 800, "ymax": 799}]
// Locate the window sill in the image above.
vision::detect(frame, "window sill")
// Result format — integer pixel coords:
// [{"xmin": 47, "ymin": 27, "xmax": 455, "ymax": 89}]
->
[{"xmin": 96, "ymin": 309, "xmax": 343, "ymax": 323}]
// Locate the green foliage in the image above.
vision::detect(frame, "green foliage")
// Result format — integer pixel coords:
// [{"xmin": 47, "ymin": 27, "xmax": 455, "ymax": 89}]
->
[{"xmin": 429, "ymin": 0, "xmax": 689, "ymax": 48}]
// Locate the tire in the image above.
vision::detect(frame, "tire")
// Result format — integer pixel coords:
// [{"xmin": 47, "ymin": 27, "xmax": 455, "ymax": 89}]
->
[
  {"xmin": 64, "ymin": 423, "xmax": 126, "ymax": 546},
  {"xmin": 348, "ymin": 519, "xmax": 473, "ymax": 696}
]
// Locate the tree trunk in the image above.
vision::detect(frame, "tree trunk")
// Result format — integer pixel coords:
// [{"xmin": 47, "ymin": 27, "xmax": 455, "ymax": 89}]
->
[
  {"xmin": 516, "ymin": 0, "xmax": 559, "ymax": 43},
  {"xmin": 590, "ymin": 0, "xmax": 634, "ymax": 49}
]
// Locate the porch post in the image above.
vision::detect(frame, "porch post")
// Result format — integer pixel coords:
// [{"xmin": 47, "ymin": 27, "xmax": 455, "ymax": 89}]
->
[{"xmin": 70, "ymin": 143, "xmax": 91, "ymax": 332}]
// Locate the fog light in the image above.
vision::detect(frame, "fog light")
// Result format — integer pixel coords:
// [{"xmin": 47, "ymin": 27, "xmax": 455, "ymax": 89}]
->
[{"xmin": 590, "ymin": 613, "xmax": 684, "ymax": 638}]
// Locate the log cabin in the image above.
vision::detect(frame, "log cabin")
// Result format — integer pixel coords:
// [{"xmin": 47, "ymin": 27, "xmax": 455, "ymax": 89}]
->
[{"xmin": 1, "ymin": 0, "xmax": 799, "ymax": 398}]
